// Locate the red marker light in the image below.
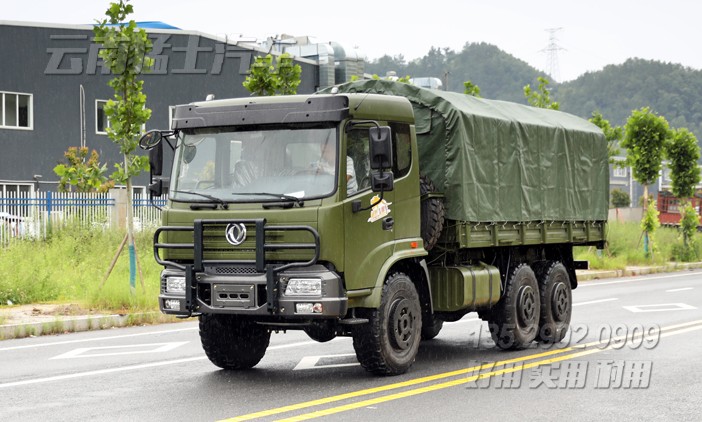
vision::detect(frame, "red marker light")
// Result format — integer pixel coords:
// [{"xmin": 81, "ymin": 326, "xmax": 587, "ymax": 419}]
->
[{"xmin": 410, "ymin": 241, "xmax": 418, "ymax": 249}]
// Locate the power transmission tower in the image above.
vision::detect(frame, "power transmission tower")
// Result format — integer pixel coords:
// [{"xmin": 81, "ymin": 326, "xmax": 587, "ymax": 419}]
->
[{"xmin": 541, "ymin": 27, "xmax": 566, "ymax": 82}]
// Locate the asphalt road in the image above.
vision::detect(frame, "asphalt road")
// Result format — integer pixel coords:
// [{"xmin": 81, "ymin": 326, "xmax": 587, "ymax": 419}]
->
[{"xmin": 1, "ymin": 270, "xmax": 701, "ymax": 421}]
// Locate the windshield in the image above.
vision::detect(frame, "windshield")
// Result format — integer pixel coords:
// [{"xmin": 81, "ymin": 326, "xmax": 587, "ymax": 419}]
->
[{"xmin": 169, "ymin": 125, "xmax": 338, "ymax": 202}]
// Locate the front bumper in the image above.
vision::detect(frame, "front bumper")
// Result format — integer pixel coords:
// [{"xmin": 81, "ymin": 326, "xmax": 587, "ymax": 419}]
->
[{"xmin": 159, "ymin": 265, "xmax": 347, "ymax": 318}]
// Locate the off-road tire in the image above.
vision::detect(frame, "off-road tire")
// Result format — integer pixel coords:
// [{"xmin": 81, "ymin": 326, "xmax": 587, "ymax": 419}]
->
[
  {"xmin": 421, "ymin": 316, "xmax": 444, "ymax": 340},
  {"xmin": 199, "ymin": 314, "xmax": 270, "ymax": 369},
  {"xmin": 352, "ymin": 273, "xmax": 423, "ymax": 375},
  {"xmin": 533, "ymin": 261, "xmax": 572, "ymax": 343},
  {"xmin": 420, "ymin": 175, "xmax": 445, "ymax": 251},
  {"xmin": 489, "ymin": 264, "xmax": 541, "ymax": 350}
]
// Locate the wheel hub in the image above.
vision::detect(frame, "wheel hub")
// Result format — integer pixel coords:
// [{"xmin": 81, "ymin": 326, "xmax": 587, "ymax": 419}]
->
[
  {"xmin": 517, "ymin": 285, "xmax": 537, "ymax": 327},
  {"xmin": 551, "ymin": 283, "xmax": 570, "ymax": 322},
  {"xmin": 389, "ymin": 298, "xmax": 416, "ymax": 350}
]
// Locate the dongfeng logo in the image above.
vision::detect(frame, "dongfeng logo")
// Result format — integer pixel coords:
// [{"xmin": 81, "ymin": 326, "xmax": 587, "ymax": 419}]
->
[{"xmin": 225, "ymin": 223, "xmax": 247, "ymax": 246}]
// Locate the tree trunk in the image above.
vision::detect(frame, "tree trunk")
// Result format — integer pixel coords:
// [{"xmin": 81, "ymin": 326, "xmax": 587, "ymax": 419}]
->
[
  {"xmin": 641, "ymin": 184, "xmax": 650, "ymax": 257},
  {"xmin": 125, "ymin": 154, "xmax": 137, "ymax": 295}
]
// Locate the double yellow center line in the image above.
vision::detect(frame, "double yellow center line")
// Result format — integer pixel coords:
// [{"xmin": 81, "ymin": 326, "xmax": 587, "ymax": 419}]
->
[{"xmin": 223, "ymin": 319, "xmax": 702, "ymax": 421}]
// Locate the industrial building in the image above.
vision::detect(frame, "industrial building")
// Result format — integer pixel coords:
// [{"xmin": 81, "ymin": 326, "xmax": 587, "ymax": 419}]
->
[{"xmin": 0, "ymin": 21, "xmax": 364, "ymax": 195}]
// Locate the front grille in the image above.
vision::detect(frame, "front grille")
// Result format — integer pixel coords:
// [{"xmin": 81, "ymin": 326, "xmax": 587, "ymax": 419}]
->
[{"xmin": 212, "ymin": 266, "xmax": 261, "ymax": 275}]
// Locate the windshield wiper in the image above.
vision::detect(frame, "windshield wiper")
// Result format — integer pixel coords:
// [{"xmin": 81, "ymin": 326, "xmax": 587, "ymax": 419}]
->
[
  {"xmin": 232, "ymin": 192, "xmax": 304, "ymax": 208},
  {"xmin": 172, "ymin": 190, "xmax": 229, "ymax": 210}
]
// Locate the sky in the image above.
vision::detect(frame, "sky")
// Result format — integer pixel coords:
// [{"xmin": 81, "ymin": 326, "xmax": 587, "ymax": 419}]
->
[{"xmin": 4, "ymin": 0, "xmax": 701, "ymax": 82}]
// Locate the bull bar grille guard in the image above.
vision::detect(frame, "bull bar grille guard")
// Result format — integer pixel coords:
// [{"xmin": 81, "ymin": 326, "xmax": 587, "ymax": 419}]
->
[{"xmin": 154, "ymin": 218, "xmax": 320, "ymax": 316}]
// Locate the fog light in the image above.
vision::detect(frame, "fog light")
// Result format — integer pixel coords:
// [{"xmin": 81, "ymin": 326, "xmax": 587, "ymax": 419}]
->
[
  {"xmin": 285, "ymin": 278, "xmax": 322, "ymax": 296},
  {"xmin": 164, "ymin": 299, "xmax": 181, "ymax": 311},
  {"xmin": 313, "ymin": 303, "xmax": 323, "ymax": 313},
  {"xmin": 166, "ymin": 276, "xmax": 186, "ymax": 294}
]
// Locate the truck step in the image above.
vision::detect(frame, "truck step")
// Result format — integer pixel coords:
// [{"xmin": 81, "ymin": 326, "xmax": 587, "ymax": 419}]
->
[{"xmin": 339, "ymin": 317, "xmax": 369, "ymax": 325}]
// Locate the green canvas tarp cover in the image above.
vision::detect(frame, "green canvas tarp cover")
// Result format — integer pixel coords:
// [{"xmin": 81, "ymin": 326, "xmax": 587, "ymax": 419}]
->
[{"xmin": 331, "ymin": 80, "xmax": 609, "ymax": 223}]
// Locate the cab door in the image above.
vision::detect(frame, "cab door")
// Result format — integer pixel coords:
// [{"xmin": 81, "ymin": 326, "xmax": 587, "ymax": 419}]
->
[{"xmin": 342, "ymin": 126, "xmax": 396, "ymax": 292}]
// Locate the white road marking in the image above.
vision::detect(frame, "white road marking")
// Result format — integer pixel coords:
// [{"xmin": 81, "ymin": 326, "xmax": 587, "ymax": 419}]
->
[
  {"xmin": 0, "ymin": 326, "xmax": 198, "ymax": 352},
  {"xmin": 579, "ymin": 271, "xmax": 702, "ymax": 287},
  {"xmin": 451, "ymin": 317, "xmax": 480, "ymax": 324},
  {"xmin": 0, "ymin": 340, "xmax": 319, "ymax": 389},
  {"xmin": 666, "ymin": 287, "xmax": 694, "ymax": 292},
  {"xmin": 294, "ymin": 353, "xmax": 359, "ymax": 370},
  {"xmin": 623, "ymin": 303, "xmax": 697, "ymax": 313},
  {"xmin": 573, "ymin": 298, "xmax": 619, "ymax": 307},
  {"xmin": 50, "ymin": 342, "xmax": 189, "ymax": 360}
]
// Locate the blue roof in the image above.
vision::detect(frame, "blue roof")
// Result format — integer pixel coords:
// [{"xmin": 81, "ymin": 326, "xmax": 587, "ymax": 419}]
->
[
  {"xmin": 135, "ymin": 21, "xmax": 180, "ymax": 30},
  {"xmin": 103, "ymin": 21, "xmax": 180, "ymax": 30}
]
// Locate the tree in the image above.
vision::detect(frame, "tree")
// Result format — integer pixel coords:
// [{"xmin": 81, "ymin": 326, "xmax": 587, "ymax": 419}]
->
[
  {"xmin": 666, "ymin": 128, "xmax": 701, "ymax": 252},
  {"xmin": 243, "ymin": 55, "xmax": 277, "ymax": 96},
  {"xmin": 276, "ymin": 53, "xmax": 302, "ymax": 95},
  {"xmin": 524, "ymin": 76, "xmax": 559, "ymax": 110},
  {"xmin": 666, "ymin": 128, "xmax": 701, "ymax": 200},
  {"xmin": 54, "ymin": 147, "xmax": 114, "ymax": 193},
  {"xmin": 463, "ymin": 80, "xmax": 481, "ymax": 97},
  {"xmin": 621, "ymin": 107, "xmax": 670, "ymax": 257},
  {"xmin": 589, "ymin": 111, "xmax": 623, "ymax": 163},
  {"xmin": 243, "ymin": 53, "xmax": 302, "ymax": 96},
  {"xmin": 93, "ymin": 0, "xmax": 153, "ymax": 294},
  {"xmin": 610, "ymin": 188, "xmax": 631, "ymax": 208},
  {"xmin": 640, "ymin": 200, "xmax": 661, "ymax": 259}
]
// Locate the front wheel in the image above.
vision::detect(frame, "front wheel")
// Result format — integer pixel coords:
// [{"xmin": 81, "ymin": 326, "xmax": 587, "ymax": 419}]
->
[
  {"xmin": 199, "ymin": 314, "xmax": 270, "ymax": 369},
  {"xmin": 353, "ymin": 273, "xmax": 423, "ymax": 375}
]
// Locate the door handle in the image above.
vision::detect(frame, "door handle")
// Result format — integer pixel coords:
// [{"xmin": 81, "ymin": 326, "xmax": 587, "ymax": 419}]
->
[{"xmin": 382, "ymin": 217, "xmax": 394, "ymax": 231}]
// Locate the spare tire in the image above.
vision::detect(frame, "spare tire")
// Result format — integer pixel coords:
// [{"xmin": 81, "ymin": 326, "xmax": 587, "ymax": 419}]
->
[{"xmin": 420, "ymin": 175, "xmax": 445, "ymax": 251}]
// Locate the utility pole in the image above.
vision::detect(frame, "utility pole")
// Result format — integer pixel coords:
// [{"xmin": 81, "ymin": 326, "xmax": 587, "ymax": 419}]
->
[{"xmin": 541, "ymin": 27, "xmax": 565, "ymax": 82}]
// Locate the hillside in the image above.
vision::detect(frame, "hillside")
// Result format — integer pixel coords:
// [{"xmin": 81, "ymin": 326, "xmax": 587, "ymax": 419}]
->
[
  {"xmin": 556, "ymin": 58, "xmax": 702, "ymax": 140},
  {"xmin": 366, "ymin": 46, "xmax": 702, "ymax": 143},
  {"xmin": 365, "ymin": 43, "xmax": 547, "ymax": 103}
]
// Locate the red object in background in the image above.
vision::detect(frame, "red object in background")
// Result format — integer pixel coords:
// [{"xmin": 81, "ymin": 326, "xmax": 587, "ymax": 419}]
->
[{"xmin": 657, "ymin": 191, "xmax": 702, "ymax": 226}]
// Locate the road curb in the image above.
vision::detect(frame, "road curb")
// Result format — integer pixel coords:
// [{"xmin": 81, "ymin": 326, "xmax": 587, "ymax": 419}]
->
[
  {"xmin": 0, "ymin": 312, "xmax": 168, "ymax": 341},
  {"xmin": 577, "ymin": 262, "xmax": 702, "ymax": 281}
]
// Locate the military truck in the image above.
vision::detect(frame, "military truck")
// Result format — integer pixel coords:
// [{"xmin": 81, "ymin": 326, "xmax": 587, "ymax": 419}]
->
[{"xmin": 141, "ymin": 80, "xmax": 608, "ymax": 375}]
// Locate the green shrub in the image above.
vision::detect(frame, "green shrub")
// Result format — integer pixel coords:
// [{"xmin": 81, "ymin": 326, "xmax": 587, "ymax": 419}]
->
[{"xmin": 0, "ymin": 224, "xmax": 160, "ymax": 311}]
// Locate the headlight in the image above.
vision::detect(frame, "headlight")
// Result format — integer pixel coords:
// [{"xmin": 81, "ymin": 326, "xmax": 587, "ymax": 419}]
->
[
  {"xmin": 284, "ymin": 278, "xmax": 322, "ymax": 296},
  {"xmin": 166, "ymin": 276, "xmax": 186, "ymax": 294}
]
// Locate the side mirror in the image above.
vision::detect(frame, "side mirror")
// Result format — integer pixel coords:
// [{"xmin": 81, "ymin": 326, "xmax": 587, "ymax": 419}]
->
[
  {"xmin": 369, "ymin": 126, "xmax": 393, "ymax": 170},
  {"xmin": 139, "ymin": 129, "xmax": 164, "ymax": 150},
  {"xmin": 149, "ymin": 141, "xmax": 163, "ymax": 177}
]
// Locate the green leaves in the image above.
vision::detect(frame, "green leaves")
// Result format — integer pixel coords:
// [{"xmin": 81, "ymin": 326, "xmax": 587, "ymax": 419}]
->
[
  {"xmin": 463, "ymin": 81, "xmax": 481, "ymax": 97},
  {"xmin": 53, "ymin": 147, "xmax": 114, "ymax": 193},
  {"xmin": 276, "ymin": 53, "xmax": 302, "ymax": 95},
  {"xmin": 640, "ymin": 200, "xmax": 660, "ymax": 239},
  {"xmin": 666, "ymin": 128, "xmax": 701, "ymax": 200},
  {"xmin": 621, "ymin": 107, "xmax": 670, "ymax": 186},
  {"xmin": 243, "ymin": 53, "xmax": 303, "ymax": 96},
  {"xmin": 590, "ymin": 111, "xmax": 623, "ymax": 163},
  {"xmin": 680, "ymin": 202, "xmax": 700, "ymax": 251},
  {"xmin": 93, "ymin": 0, "xmax": 152, "ymax": 180},
  {"xmin": 610, "ymin": 188, "xmax": 631, "ymax": 208},
  {"xmin": 524, "ymin": 76, "xmax": 559, "ymax": 110}
]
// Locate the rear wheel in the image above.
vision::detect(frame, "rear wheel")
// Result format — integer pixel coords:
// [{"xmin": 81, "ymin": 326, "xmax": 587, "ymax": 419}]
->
[
  {"xmin": 534, "ymin": 262, "xmax": 572, "ymax": 343},
  {"xmin": 489, "ymin": 264, "xmax": 540, "ymax": 350},
  {"xmin": 199, "ymin": 314, "xmax": 270, "ymax": 369},
  {"xmin": 353, "ymin": 272, "xmax": 422, "ymax": 375}
]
